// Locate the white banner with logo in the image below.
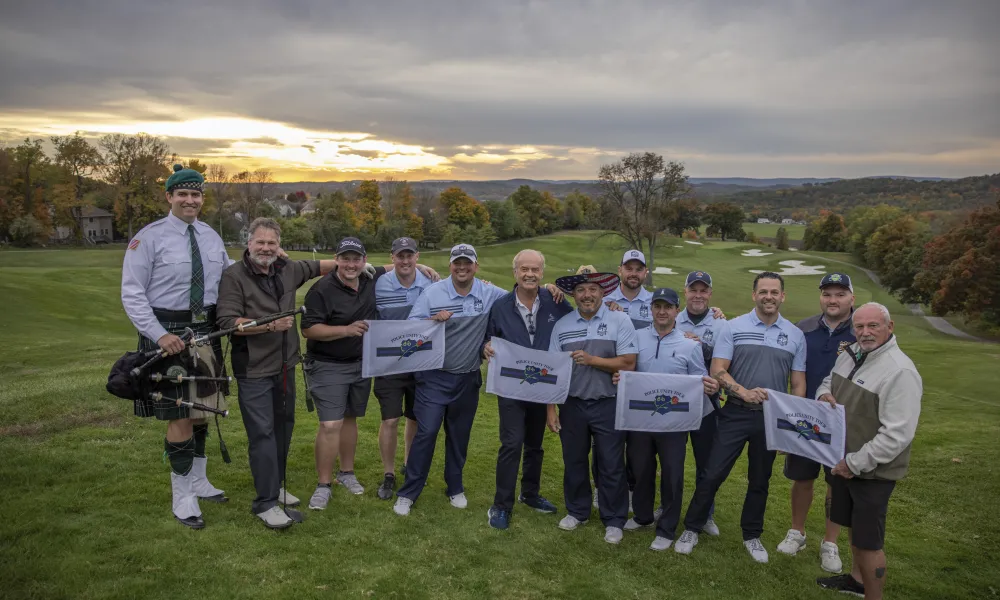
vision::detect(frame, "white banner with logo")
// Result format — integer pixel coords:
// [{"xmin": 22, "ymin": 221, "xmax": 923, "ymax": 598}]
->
[
  {"xmin": 763, "ymin": 389, "xmax": 846, "ymax": 468},
  {"xmin": 615, "ymin": 371, "xmax": 705, "ymax": 432},
  {"xmin": 361, "ymin": 320, "xmax": 445, "ymax": 378},
  {"xmin": 485, "ymin": 338, "xmax": 573, "ymax": 404}
]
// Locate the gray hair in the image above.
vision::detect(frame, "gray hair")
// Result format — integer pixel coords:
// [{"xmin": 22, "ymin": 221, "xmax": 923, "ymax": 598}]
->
[
  {"xmin": 512, "ymin": 249, "xmax": 546, "ymax": 272},
  {"xmin": 248, "ymin": 217, "xmax": 281, "ymax": 241},
  {"xmin": 854, "ymin": 302, "xmax": 891, "ymax": 325}
]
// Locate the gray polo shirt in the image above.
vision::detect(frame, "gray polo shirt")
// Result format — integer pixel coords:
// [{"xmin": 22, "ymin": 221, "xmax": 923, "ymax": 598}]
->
[{"xmin": 549, "ymin": 303, "xmax": 638, "ymax": 400}]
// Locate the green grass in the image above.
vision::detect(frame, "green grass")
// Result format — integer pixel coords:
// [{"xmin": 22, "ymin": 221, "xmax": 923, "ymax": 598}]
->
[
  {"xmin": 1, "ymin": 233, "xmax": 998, "ymax": 599},
  {"xmin": 742, "ymin": 222, "xmax": 807, "ymax": 240}
]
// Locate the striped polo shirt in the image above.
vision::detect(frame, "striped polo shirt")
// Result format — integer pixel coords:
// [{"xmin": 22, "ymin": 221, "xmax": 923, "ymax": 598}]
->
[
  {"xmin": 713, "ymin": 310, "xmax": 807, "ymax": 394},
  {"xmin": 408, "ymin": 276, "xmax": 507, "ymax": 374},
  {"xmin": 676, "ymin": 308, "xmax": 727, "ymax": 369},
  {"xmin": 549, "ymin": 303, "xmax": 638, "ymax": 400},
  {"xmin": 374, "ymin": 268, "xmax": 433, "ymax": 320},
  {"xmin": 606, "ymin": 285, "xmax": 654, "ymax": 330}
]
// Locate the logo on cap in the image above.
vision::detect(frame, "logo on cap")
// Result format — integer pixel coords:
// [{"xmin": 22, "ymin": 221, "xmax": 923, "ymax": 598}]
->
[{"xmin": 830, "ymin": 274, "xmax": 842, "ymax": 282}]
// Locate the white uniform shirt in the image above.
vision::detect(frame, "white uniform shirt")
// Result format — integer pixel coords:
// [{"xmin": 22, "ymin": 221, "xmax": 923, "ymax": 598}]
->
[{"xmin": 121, "ymin": 212, "xmax": 232, "ymax": 342}]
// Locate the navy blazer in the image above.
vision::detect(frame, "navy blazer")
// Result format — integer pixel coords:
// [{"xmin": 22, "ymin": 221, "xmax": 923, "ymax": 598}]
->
[{"xmin": 485, "ymin": 286, "xmax": 574, "ymax": 353}]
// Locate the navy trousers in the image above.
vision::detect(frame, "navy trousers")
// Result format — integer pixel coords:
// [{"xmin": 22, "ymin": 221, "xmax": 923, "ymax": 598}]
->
[
  {"xmin": 682, "ymin": 400, "xmax": 776, "ymax": 541},
  {"xmin": 493, "ymin": 397, "xmax": 547, "ymax": 511},
  {"xmin": 560, "ymin": 396, "xmax": 627, "ymax": 528},
  {"xmin": 627, "ymin": 430, "xmax": 687, "ymax": 539},
  {"xmin": 398, "ymin": 370, "xmax": 481, "ymax": 502},
  {"xmin": 689, "ymin": 407, "xmax": 718, "ymax": 517}
]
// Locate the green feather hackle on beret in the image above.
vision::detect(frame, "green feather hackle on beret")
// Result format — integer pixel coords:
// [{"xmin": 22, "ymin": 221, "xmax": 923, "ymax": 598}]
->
[{"xmin": 165, "ymin": 163, "xmax": 205, "ymax": 192}]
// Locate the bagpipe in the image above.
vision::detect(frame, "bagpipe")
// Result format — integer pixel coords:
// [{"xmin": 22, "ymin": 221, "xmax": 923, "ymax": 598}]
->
[{"xmin": 106, "ymin": 307, "xmax": 307, "ymax": 417}]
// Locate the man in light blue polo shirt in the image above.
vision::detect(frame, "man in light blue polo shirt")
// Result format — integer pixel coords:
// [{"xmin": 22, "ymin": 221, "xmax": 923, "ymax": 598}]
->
[
  {"xmin": 674, "ymin": 271, "xmax": 807, "ymax": 563},
  {"xmin": 620, "ymin": 287, "xmax": 720, "ymax": 551},
  {"xmin": 547, "ymin": 270, "xmax": 638, "ymax": 545},
  {"xmin": 372, "ymin": 236, "xmax": 434, "ymax": 500},
  {"xmin": 606, "ymin": 249, "xmax": 654, "ymax": 330},
  {"xmin": 675, "ymin": 270, "xmax": 727, "ymax": 536}
]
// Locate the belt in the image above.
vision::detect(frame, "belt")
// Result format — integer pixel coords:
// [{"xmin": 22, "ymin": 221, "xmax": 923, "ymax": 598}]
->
[
  {"xmin": 725, "ymin": 395, "xmax": 763, "ymax": 411},
  {"xmin": 152, "ymin": 305, "xmax": 217, "ymax": 323}
]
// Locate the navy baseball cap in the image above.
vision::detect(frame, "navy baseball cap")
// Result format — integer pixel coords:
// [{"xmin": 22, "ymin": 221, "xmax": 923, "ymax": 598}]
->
[
  {"xmin": 819, "ymin": 272, "xmax": 853, "ymax": 292},
  {"xmin": 335, "ymin": 237, "xmax": 366, "ymax": 256},
  {"xmin": 449, "ymin": 243, "xmax": 478, "ymax": 263},
  {"xmin": 685, "ymin": 271, "xmax": 713, "ymax": 287},
  {"xmin": 391, "ymin": 237, "xmax": 418, "ymax": 255},
  {"xmin": 651, "ymin": 287, "xmax": 680, "ymax": 306}
]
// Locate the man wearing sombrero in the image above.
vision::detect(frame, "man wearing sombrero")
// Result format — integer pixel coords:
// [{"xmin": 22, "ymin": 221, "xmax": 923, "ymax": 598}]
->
[{"xmin": 547, "ymin": 269, "xmax": 638, "ymax": 545}]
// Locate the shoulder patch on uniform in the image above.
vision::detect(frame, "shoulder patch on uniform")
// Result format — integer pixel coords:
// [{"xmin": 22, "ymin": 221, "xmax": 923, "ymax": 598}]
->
[{"xmin": 128, "ymin": 239, "xmax": 140, "ymax": 250}]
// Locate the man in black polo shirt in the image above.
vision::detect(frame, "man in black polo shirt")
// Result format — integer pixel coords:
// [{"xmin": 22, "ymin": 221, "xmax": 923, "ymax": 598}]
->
[{"xmin": 302, "ymin": 237, "xmax": 438, "ymax": 510}]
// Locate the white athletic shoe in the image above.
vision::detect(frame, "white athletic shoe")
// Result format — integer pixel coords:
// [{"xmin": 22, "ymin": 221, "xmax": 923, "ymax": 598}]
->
[
  {"xmin": 777, "ymin": 529, "xmax": 807, "ymax": 555},
  {"xmin": 279, "ymin": 488, "xmax": 300, "ymax": 507},
  {"xmin": 674, "ymin": 530, "xmax": 699, "ymax": 555},
  {"xmin": 650, "ymin": 536, "xmax": 673, "ymax": 551},
  {"xmin": 605, "ymin": 526, "xmax": 624, "ymax": 544},
  {"xmin": 336, "ymin": 471, "xmax": 365, "ymax": 495},
  {"xmin": 558, "ymin": 515, "xmax": 588, "ymax": 531},
  {"xmin": 624, "ymin": 518, "xmax": 650, "ymax": 531},
  {"xmin": 393, "ymin": 497, "xmax": 413, "ymax": 516},
  {"xmin": 308, "ymin": 486, "xmax": 332, "ymax": 510},
  {"xmin": 744, "ymin": 538, "xmax": 769, "ymax": 563},
  {"xmin": 449, "ymin": 493, "xmax": 468, "ymax": 509},
  {"xmin": 256, "ymin": 506, "xmax": 293, "ymax": 529},
  {"xmin": 820, "ymin": 541, "xmax": 843, "ymax": 573},
  {"xmin": 703, "ymin": 517, "xmax": 720, "ymax": 537}
]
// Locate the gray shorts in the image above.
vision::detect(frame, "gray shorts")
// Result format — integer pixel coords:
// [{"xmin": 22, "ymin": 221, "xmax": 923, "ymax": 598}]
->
[{"xmin": 305, "ymin": 360, "xmax": 371, "ymax": 422}]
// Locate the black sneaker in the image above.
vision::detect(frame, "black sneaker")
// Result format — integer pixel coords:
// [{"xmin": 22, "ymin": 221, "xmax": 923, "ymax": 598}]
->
[
  {"xmin": 378, "ymin": 473, "xmax": 397, "ymax": 500},
  {"xmin": 816, "ymin": 574, "xmax": 864, "ymax": 597}
]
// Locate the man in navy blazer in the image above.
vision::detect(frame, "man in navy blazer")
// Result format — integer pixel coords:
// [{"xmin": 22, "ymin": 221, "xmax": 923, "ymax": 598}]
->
[{"xmin": 483, "ymin": 249, "xmax": 573, "ymax": 529}]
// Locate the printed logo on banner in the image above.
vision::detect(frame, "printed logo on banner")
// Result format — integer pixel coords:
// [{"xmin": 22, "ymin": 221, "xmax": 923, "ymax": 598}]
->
[
  {"xmin": 499, "ymin": 361, "xmax": 559, "ymax": 386},
  {"xmin": 597, "ymin": 323, "xmax": 608, "ymax": 336},
  {"xmin": 628, "ymin": 388, "xmax": 691, "ymax": 416},
  {"xmin": 777, "ymin": 332, "xmax": 789, "ymax": 346},
  {"xmin": 376, "ymin": 334, "xmax": 434, "ymax": 360},
  {"xmin": 776, "ymin": 413, "xmax": 832, "ymax": 444}
]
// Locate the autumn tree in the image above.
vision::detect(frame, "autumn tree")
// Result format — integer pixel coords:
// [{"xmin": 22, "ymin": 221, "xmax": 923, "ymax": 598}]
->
[
  {"xmin": 308, "ymin": 190, "xmax": 360, "ymax": 249},
  {"xmin": 703, "ymin": 202, "xmax": 746, "ymax": 241},
  {"xmin": 776, "ymin": 226, "xmax": 790, "ymax": 250},
  {"xmin": 597, "ymin": 153, "xmax": 691, "ymax": 282},
  {"xmin": 662, "ymin": 197, "xmax": 702, "ymax": 237},
  {"xmin": 864, "ymin": 216, "xmax": 931, "ymax": 302},
  {"xmin": 845, "ymin": 204, "xmax": 905, "ymax": 259},
  {"xmin": 356, "ymin": 179, "xmax": 385, "ymax": 236},
  {"xmin": 11, "ymin": 138, "xmax": 48, "ymax": 216},
  {"xmin": 439, "ymin": 187, "xmax": 490, "ymax": 229},
  {"xmin": 803, "ymin": 211, "xmax": 848, "ymax": 252},
  {"xmin": 100, "ymin": 132, "xmax": 171, "ymax": 239}
]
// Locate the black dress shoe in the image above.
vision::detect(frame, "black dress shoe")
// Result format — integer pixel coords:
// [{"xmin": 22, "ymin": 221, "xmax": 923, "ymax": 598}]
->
[
  {"xmin": 198, "ymin": 493, "xmax": 229, "ymax": 503},
  {"xmin": 175, "ymin": 515, "xmax": 205, "ymax": 529}
]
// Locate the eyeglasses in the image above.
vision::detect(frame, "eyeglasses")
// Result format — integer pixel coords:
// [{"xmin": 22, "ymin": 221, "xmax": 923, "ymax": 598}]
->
[{"xmin": 525, "ymin": 312, "xmax": 536, "ymax": 336}]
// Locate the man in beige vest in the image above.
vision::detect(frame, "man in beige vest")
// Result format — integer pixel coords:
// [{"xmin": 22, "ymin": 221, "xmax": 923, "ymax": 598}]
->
[{"xmin": 814, "ymin": 303, "xmax": 922, "ymax": 600}]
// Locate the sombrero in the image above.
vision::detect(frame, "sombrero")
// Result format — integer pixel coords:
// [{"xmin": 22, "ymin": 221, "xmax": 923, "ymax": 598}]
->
[{"xmin": 555, "ymin": 271, "xmax": 620, "ymax": 296}]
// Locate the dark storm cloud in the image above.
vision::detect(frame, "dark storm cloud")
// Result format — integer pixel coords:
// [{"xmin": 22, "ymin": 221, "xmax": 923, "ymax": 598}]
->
[{"xmin": 1, "ymin": 0, "xmax": 998, "ymax": 177}]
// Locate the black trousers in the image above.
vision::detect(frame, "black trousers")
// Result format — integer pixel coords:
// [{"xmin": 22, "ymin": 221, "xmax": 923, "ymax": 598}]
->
[
  {"xmin": 683, "ymin": 400, "xmax": 776, "ymax": 541},
  {"xmin": 627, "ymin": 430, "xmax": 688, "ymax": 539},
  {"xmin": 560, "ymin": 396, "xmax": 627, "ymax": 528},
  {"xmin": 493, "ymin": 397, "xmax": 547, "ymax": 511},
  {"xmin": 237, "ymin": 370, "xmax": 296, "ymax": 514},
  {"xmin": 398, "ymin": 370, "xmax": 481, "ymax": 501},
  {"xmin": 689, "ymin": 408, "xmax": 718, "ymax": 516}
]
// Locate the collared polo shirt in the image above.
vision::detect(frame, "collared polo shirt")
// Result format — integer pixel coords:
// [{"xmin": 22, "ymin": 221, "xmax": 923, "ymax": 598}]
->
[
  {"xmin": 606, "ymin": 285, "xmax": 654, "ymax": 330},
  {"xmin": 676, "ymin": 308, "xmax": 727, "ymax": 369},
  {"xmin": 713, "ymin": 309, "xmax": 807, "ymax": 392},
  {"xmin": 549, "ymin": 303, "xmax": 638, "ymax": 400},
  {"xmin": 301, "ymin": 267, "xmax": 387, "ymax": 363},
  {"xmin": 636, "ymin": 326, "xmax": 708, "ymax": 378},
  {"xmin": 374, "ymin": 268, "xmax": 433, "ymax": 319}
]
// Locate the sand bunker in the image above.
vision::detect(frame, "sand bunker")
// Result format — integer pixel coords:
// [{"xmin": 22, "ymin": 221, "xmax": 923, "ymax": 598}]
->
[
  {"xmin": 652, "ymin": 267, "xmax": 677, "ymax": 275},
  {"xmin": 750, "ymin": 260, "xmax": 826, "ymax": 276},
  {"xmin": 742, "ymin": 249, "xmax": 773, "ymax": 257},
  {"xmin": 685, "ymin": 241, "xmax": 703, "ymax": 245}
]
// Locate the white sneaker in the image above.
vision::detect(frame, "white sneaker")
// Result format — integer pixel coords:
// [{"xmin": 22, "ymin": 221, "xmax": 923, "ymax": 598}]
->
[
  {"xmin": 279, "ymin": 488, "xmax": 300, "ymax": 507},
  {"xmin": 605, "ymin": 526, "xmax": 624, "ymax": 544},
  {"xmin": 336, "ymin": 471, "xmax": 365, "ymax": 495},
  {"xmin": 820, "ymin": 541, "xmax": 843, "ymax": 573},
  {"xmin": 256, "ymin": 506, "xmax": 293, "ymax": 529},
  {"xmin": 624, "ymin": 517, "xmax": 650, "ymax": 531},
  {"xmin": 308, "ymin": 485, "xmax": 332, "ymax": 510},
  {"xmin": 777, "ymin": 529, "xmax": 807, "ymax": 555},
  {"xmin": 744, "ymin": 538, "xmax": 769, "ymax": 563},
  {"xmin": 674, "ymin": 530, "xmax": 699, "ymax": 555},
  {"xmin": 449, "ymin": 493, "xmax": 468, "ymax": 509},
  {"xmin": 592, "ymin": 487, "xmax": 599, "ymax": 510},
  {"xmin": 650, "ymin": 536, "xmax": 673, "ymax": 551},
  {"xmin": 558, "ymin": 515, "xmax": 587, "ymax": 531},
  {"xmin": 393, "ymin": 496, "xmax": 413, "ymax": 516},
  {"xmin": 704, "ymin": 517, "xmax": 720, "ymax": 537}
]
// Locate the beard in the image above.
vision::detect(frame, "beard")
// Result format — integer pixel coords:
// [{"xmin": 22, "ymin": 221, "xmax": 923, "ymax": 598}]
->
[{"xmin": 251, "ymin": 252, "xmax": 277, "ymax": 268}]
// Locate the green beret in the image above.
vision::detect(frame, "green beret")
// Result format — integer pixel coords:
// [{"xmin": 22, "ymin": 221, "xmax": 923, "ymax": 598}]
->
[{"xmin": 165, "ymin": 164, "xmax": 205, "ymax": 192}]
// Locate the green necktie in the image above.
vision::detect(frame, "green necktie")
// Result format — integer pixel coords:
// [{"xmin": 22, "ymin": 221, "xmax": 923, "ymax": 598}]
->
[{"xmin": 187, "ymin": 224, "xmax": 205, "ymax": 321}]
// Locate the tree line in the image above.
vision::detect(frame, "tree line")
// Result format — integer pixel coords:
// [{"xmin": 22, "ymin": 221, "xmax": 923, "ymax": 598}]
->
[{"xmin": 802, "ymin": 199, "xmax": 1000, "ymax": 332}]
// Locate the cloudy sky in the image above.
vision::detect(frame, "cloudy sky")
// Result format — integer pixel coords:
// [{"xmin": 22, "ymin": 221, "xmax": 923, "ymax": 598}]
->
[{"xmin": 1, "ymin": 0, "xmax": 998, "ymax": 181}]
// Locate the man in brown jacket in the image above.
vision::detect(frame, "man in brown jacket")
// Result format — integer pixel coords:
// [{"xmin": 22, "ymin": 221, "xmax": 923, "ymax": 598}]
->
[
  {"xmin": 217, "ymin": 218, "xmax": 338, "ymax": 529},
  {"xmin": 815, "ymin": 302, "xmax": 922, "ymax": 600}
]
